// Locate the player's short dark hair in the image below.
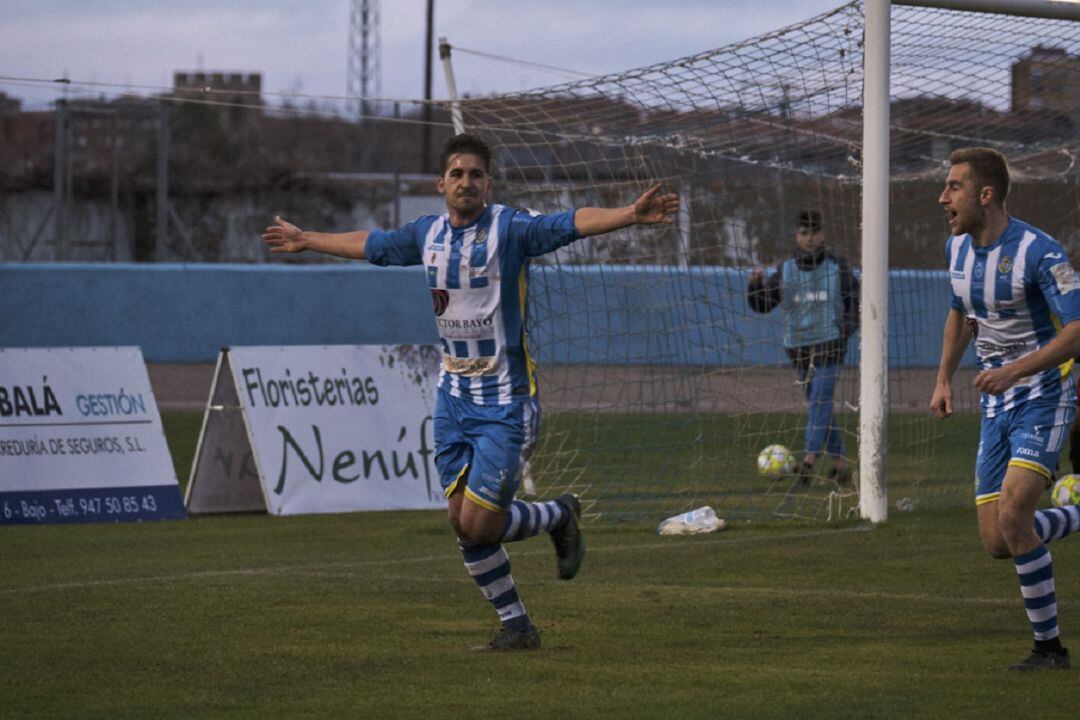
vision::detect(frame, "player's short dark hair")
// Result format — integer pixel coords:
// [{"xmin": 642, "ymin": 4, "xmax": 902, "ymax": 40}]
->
[
  {"xmin": 797, "ymin": 209, "xmax": 822, "ymax": 232},
  {"xmin": 949, "ymin": 147, "xmax": 1010, "ymax": 204},
  {"xmin": 440, "ymin": 133, "xmax": 493, "ymax": 175}
]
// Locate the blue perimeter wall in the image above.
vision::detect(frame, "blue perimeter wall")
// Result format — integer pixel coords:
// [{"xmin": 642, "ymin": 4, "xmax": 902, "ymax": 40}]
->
[{"xmin": 1, "ymin": 263, "xmax": 958, "ymax": 366}]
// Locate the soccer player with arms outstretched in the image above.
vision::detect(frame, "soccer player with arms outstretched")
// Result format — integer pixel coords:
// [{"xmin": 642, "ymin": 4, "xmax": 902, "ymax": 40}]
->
[
  {"xmin": 930, "ymin": 147, "xmax": 1080, "ymax": 671},
  {"xmin": 263, "ymin": 133, "xmax": 678, "ymax": 650}
]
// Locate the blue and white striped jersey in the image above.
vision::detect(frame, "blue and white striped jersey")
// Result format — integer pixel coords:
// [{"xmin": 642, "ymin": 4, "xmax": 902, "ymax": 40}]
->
[
  {"xmin": 366, "ymin": 204, "xmax": 579, "ymax": 405},
  {"xmin": 946, "ymin": 217, "xmax": 1080, "ymax": 416}
]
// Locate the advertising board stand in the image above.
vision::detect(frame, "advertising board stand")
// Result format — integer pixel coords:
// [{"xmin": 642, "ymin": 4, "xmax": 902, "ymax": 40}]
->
[{"xmin": 186, "ymin": 345, "xmax": 444, "ymax": 516}]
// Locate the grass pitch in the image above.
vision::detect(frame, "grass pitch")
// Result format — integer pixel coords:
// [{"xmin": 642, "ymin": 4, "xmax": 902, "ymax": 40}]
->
[
  {"xmin": 531, "ymin": 410, "xmax": 980, "ymax": 520},
  {"xmin": 2, "ymin": 412, "xmax": 1077, "ymax": 718}
]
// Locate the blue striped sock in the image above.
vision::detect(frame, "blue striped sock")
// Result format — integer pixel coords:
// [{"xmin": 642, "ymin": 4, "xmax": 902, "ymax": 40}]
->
[
  {"xmin": 1014, "ymin": 544, "xmax": 1059, "ymax": 642},
  {"xmin": 1034, "ymin": 506, "xmax": 1080, "ymax": 544},
  {"xmin": 459, "ymin": 541, "xmax": 531, "ymax": 631},
  {"xmin": 500, "ymin": 499, "xmax": 568, "ymax": 543}
]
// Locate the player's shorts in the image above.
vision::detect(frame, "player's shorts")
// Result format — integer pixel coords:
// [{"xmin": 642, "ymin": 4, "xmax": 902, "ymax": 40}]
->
[
  {"xmin": 975, "ymin": 392, "xmax": 1075, "ymax": 506},
  {"xmin": 434, "ymin": 387, "xmax": 526, "ymax": 511}
]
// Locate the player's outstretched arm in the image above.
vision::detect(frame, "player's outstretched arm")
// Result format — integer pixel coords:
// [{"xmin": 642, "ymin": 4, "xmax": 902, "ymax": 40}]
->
[
  {"xmin": 573, "ymin": 184, "xmax": 678, "ymax": 237},
  {"xmin": 930, "ymin": 308, "xmax": 971, "ymax": 419},
  {"xmin": 974, "ymin": 319, "xmax": 1080, "ymax": 396},
  {"xmin": 262, "ymin": 215, "xmax": 370, "ymax": 259}
]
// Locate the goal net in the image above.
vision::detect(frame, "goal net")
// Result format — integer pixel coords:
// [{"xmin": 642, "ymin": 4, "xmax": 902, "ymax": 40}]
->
[{"xmin": 447, "ymin": 0, "xmax": 1080, "ymax": 521}]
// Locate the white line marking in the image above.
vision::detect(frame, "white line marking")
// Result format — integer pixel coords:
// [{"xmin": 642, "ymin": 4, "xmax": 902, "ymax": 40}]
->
[
  {"xmin": 1, "ymin": 526, "xmax": 863, "ymax": 594},
  {"xmin": 0, "ymin": 525, "xmax": 1013, "ymax": 608}
]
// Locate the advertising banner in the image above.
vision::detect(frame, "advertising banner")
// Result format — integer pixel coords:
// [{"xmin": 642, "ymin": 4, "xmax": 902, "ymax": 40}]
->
[
  {"xmin": 0, "ymin": 347, "xmax": 185, "ymax": 525},
  {"xmin": 186, "ymin": 345, "xmax": 443, "ymax": 516}
]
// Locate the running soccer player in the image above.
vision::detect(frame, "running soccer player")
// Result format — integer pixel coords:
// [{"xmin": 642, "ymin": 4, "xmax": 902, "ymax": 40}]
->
[
  {"xmin": 262, "ymin": 133, "xmax": 678, "ymax": 650},
  {"xmin": 930, "ymin": 147, "xmax": 1080, "ymax": 671}
]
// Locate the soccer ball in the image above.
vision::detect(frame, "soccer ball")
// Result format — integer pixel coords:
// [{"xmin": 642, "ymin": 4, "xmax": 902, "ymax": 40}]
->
[
  {"xmin": 757, "ymin": 444, "xmax": 795, "ymax": 479},
  {"xmin": 1051, "ymin": 474, "xmax": 1080, "ymax": 508}
]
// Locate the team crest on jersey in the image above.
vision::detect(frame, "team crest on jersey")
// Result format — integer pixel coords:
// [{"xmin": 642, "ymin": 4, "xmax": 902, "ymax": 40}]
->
[
  {"xmin": 475, "ymin": 230, "xmax": 488, "ymax": 246},
  {"xmin": 997, "ymin": 256, "xmax": 1012, "ymax": 274},
  {"xmin": 974, "ymin": 263, "xmax": 984, "ymax": 279}
]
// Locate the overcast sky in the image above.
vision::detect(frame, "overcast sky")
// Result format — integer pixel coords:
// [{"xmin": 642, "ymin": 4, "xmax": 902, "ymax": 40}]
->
[{"xmin": 1, "ymin": 0, "xmax": 849, "ymax": 109}]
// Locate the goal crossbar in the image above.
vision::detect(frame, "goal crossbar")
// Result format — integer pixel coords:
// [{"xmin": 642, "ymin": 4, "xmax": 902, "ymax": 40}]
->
[{"xmin": 896, "ymin": 0, "xmax": 1080, "ymax": 21}]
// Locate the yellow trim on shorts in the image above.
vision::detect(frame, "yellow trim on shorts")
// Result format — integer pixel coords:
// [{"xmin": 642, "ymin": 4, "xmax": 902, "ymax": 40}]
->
[
  {"xmin": 465, "ymin": 487, "xmax": 502, "ymax": 512},
  {"xmin": 975, "ymin": 491, "xmax": 1000, "ymax": 506},
  {"xmin": 518, "ymin": 267, "xmax": 538, "ymax": 398},
  {"xmin": 444, "ymin": 464, "xmax": 470, "ymax": 499},
  {"xmin": 1008, "ymin": 459, "xmax": 1052, "ymax": 480}
]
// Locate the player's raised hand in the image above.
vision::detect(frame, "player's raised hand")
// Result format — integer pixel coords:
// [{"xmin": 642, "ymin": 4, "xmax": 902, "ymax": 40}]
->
[
  {"xmin": 262, "ymin": 215, "xmax": 306, "ymax": 253},
  {"xmin": 633, "ymin": 184, "xmax": 679, "ymax": 225}
]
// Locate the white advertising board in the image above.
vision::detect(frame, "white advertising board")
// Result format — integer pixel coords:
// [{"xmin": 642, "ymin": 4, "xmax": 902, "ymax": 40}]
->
[
  {"xmin": 186, "ymin": 345, "xmax": 444, "ymax": 516},
  {"xmin": 0, "ymin": 347, "xmax": 185, "ymax": 525}
]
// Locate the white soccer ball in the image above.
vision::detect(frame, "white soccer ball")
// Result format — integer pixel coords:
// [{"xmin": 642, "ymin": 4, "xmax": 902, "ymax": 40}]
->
[
  {"xmin": 757, "ymin": 444, "xmax": 795, "ymax": 479},
  {"xmin": 1051, "ymin": 474, "xmax": 1080, "ymax": 508}
]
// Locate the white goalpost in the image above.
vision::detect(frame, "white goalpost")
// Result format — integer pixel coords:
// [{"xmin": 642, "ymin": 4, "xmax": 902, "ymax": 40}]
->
[
  {"xmin": 859, "ymin": 0, "xmax": 891, "ymax": 523},
  {"xmin": 438, "ymin": 0, "xmax": 1080, "ymax": 523}
]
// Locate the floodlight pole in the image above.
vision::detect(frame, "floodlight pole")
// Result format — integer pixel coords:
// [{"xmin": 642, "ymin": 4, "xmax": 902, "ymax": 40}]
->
[
  {"xmin": 156, "ymin": 100, "xmax": 170, "ymax": 262},
  {"xmin": 859, "ymin": 0, "xmax": 890, "ymax": 523},
  {"xmin": 53, "ymin": 99, "xmax": 70, "ymax": 261},
  {"xmin": 439, "ymin": 37, "xmax": 466, "ymax": 135},
  {"xmin": 421, "ymin": 0, "xmax": 434, "ymax": 172}
]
